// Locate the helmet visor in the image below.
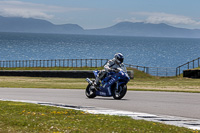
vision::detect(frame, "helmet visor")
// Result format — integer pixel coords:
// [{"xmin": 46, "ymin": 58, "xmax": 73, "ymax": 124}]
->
[{"xmin": 117, "ymin": 57, "xmax": 124, "ymax": 64}]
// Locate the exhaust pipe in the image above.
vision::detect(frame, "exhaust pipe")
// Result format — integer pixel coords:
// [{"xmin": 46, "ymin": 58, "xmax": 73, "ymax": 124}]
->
[{"xmin": 86, "ymin": 78, "xmax": 93, "ymax": 85}]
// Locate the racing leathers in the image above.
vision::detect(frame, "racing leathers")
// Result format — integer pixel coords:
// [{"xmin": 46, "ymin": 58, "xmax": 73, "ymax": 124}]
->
[
  {"xmin": 104, "ymin": 58, "xmax": 127, "ymax": 73},
  {"xmin": 95, "ymin": 58, "xmax": 127, "ymax": 87}
]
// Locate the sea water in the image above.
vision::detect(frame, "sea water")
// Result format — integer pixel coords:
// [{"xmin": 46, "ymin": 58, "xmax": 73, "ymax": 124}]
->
[{"xmin": 0, "ymin": 32, "xmax": 200, "ymax": 68}]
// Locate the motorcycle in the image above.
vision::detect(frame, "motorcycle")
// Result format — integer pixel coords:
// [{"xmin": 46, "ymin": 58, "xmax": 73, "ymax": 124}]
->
[{"xmin": 85, "ymin": 68, "xmax": 130, "ymax": 100}]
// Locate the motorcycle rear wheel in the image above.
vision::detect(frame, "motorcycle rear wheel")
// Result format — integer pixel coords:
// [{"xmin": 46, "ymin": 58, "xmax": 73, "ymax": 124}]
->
[
  {"xmin": 85, "ymin": 83, "xmax": 96, "ymax": 98},
  {"xmin": 112, "ymin": 84, "xmax": 127, "ymax": 100}
]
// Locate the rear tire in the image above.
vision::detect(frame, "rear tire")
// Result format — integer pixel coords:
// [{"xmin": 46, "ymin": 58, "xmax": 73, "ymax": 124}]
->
[
  {"xmin": 112, "ymin": 84, "xmax": 127, "ymax": 100},
  {"xmin": 85, "ymin": 83, "xmax": 96, "ymax": 98}
]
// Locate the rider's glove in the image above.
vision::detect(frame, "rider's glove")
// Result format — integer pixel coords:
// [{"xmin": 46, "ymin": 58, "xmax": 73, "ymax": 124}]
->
[{"xmin": 111, "ymin": 68, "xmax": 120, "ymax": 73}]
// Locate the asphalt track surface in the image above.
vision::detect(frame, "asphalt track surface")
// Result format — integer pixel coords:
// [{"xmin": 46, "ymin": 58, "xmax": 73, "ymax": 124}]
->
[{"xmin": 0, "ymin": 88, "xmax": 200, "ymax": 119}]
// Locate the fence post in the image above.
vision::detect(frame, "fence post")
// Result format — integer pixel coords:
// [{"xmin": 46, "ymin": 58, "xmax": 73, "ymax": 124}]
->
[
  {"xmin": 157, "ymin": 68, "xmax": 158, "ymax": 76},
  {"xmin": 198, "ymin": 57, "xmax": 200, "ymax": 67},
  {"xmin": 43, "ymin": 60, "xmax": 44, "ymax": 67},
  {"xmin": 39, "ymin": 60, "xmax": 41, "ymax": 67},
  {"xmin": 25, "ymin": 60, "xmax": 27, "ymax": 67},
  {"xmin": 58, "ymin": 59, "xmax": 61, "ymax": 67},
  {"xmin": 193, "ymin": 60, "xmax": 195, "ymax": 69},
  {"xmin": 146, "ymin": 67, "xmax": 149, "ymax": 74},
  {"xmin": 22, "ymin": 60, "xmax": 25, "ymax": 67},
  {"xmin": 67, "ymin": 59, "xmax": 69, "ymax": 67},
  {"xmin": 63, "ymin": 59, "xmax": 65, "ymax": 67},
  {"xmin": 51, "ymin": 60, "xmax": 53, "ymax": 67},
  {"xmin": 46, "ymin": 60, "xmax": 48, "ymax": 67},
  {"xmin": 35, "ymin": 60, "xmax": 37, "ymax": 67},
  {"xmin": 44, "ymin": 60, "xmax": 45, "ymax": 67}
]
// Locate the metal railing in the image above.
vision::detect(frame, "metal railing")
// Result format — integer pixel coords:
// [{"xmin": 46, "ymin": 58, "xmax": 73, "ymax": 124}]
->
[
  {"xmin": 0, "ymin": 59, "xmax": 109, "ymax": 68},
  {"xmin": 0, "ymin": 58, "xmax": 178, "ymax": 77},
  {"xmin": 125, "ymin": 64, "xmax": 176, "ymax": 77},
  {"xmin": 176, "ymin": 57, "xmax": 200, "ymax": 76}
]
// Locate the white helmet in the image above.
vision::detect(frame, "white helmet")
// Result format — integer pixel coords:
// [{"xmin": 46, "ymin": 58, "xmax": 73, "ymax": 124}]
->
[{"xmin": 114, "ymin": 53, "xmax": 124, "ymax": 64}]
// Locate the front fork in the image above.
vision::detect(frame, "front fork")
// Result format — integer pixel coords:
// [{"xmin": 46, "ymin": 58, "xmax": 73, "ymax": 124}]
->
[{"xmin": 116, "ymin": 81, "xmax": 119, "ymax": 91}]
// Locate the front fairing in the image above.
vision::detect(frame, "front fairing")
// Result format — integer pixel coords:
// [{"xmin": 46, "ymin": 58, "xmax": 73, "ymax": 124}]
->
[
  {"xmin": 101, "ymin": 71, "xmax": 130, "ymax": 85},
  {"xmin": 94, "ymin": 70, "xmax": 130, "ymax": 97},
  {"xmin": 114, "ymin": 71, "xmax": 130, "ymax": 83}
]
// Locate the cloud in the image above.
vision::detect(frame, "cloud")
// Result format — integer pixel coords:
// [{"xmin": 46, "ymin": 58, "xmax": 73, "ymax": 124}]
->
[
  {"xmin": 0, "ymin": 0, "xmax": 88, "ymax": 19},
  {"xmin": 115, "ymin": 12, "xmax": 200, "ymax": 26},
  {"xmin": 137, "ymin": 12, "xmax": 200, "ymax": 25},
  {"xmin": 114, "ymin": 17, "xmax": 143, "ymax": 23}
]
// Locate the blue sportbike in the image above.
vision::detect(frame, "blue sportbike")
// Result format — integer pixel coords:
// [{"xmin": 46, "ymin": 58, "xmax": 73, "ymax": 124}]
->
[{"xmin": 85, "ymin": 68, "xmax": 130, "ymax": 100}]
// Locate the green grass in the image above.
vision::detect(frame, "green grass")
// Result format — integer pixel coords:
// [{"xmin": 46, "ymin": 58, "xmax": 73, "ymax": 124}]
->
[
  {"xmin": 129, "ymin": 75, "xmax": 200, "ymax": 93},
  {"xmin": 0, "ymin": 76, "xmax": 87, "ymax": 89},
  {"xmin": 0, "ymin": 101, "xmax": 197, "ymax": 133},
  {"xmin": 0, "ymin": 67, "xmax": 200, "ymax": 93},
  {"xmin": 193, "ymin": 67, "xmax": 200, "ymax": 70},
  {"xmin": 126, "ymin": 68, "xmax": 200, "ymax": 93}
]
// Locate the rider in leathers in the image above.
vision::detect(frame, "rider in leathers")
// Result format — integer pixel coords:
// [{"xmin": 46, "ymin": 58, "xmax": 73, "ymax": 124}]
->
[{"xmin": 95, "ymin": 53, "xmax": 127, "ymax": 89}]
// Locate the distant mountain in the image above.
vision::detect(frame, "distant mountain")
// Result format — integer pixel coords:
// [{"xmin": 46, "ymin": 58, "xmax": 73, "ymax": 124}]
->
[
  {"xmin": 0, "ymin": 16, "xmax": 200, "ymax": 38},
  {"xmin": 0, "ymin": 16, "xmax": 84, "ymax": 34},
  {"xmin": 86, "ymin": 22, "xmax": 200, "ymax": 38}
]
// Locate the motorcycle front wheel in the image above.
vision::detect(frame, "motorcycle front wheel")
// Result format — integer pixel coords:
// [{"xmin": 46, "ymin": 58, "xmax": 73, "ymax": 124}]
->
[
  {"xmin": 85, "ymin": 83, "xmax": 96, "ymax": 98},
  {"xmin": 112, "ymin": 84, "xmax": 127, "ymax": 100}
]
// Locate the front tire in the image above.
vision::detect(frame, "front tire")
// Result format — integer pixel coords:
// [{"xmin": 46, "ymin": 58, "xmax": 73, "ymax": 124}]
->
[
  {"xmin": 85, "ymin": 83, "xmax": 96, "ymax": 98},
  {"xmin": 112, "ymin": 84, "xmax": 127, "ymax": 100}
]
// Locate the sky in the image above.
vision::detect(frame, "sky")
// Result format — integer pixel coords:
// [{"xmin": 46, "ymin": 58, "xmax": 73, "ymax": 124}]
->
[{"xmin": 0, "ymin": 0, "xmax": 200, "ymax": 29}]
